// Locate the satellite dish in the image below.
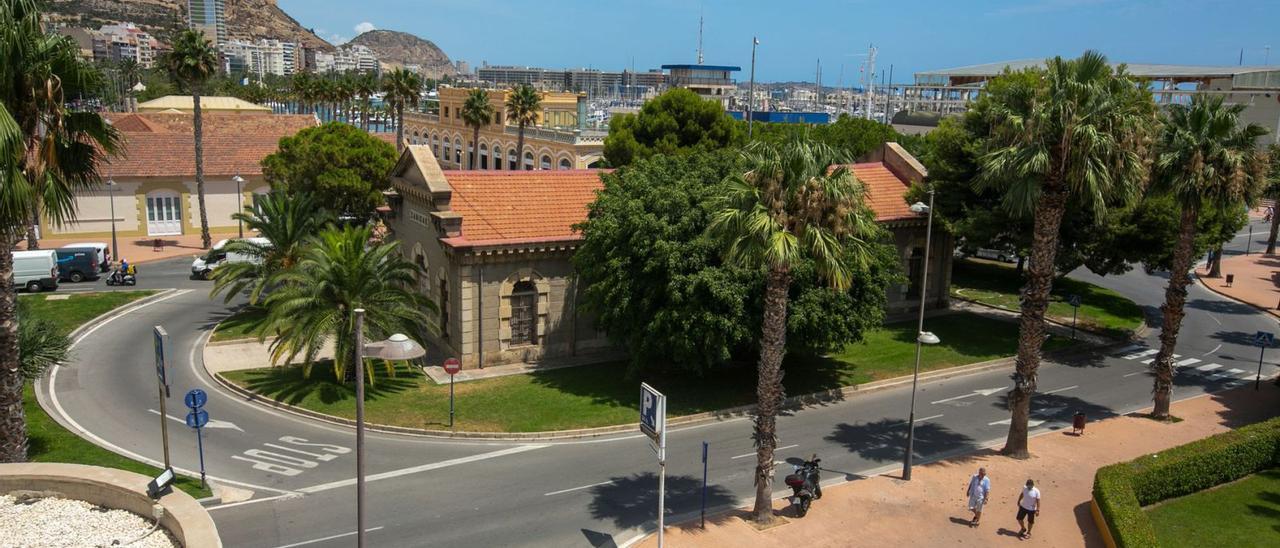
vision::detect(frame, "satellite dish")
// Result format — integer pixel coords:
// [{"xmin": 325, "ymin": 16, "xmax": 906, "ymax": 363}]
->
[{"xmin": 132, "ymin": 82, "xmax": 147, "ymax": 92}]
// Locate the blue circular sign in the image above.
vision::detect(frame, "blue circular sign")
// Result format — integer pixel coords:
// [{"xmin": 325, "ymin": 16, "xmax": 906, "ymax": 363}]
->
[
  {"xmin": 185, "ymin": 409, "xmax": 209, "ymax": 429},
  {"xmin": 184, "ymin": 389, "xmax": 207, "ymax": 410}
]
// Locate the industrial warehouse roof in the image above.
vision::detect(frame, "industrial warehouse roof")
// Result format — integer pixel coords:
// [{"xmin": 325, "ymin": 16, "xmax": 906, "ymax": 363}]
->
[
  {"xmin": 103, "ymin": 112, "xmax": 318, "ymax": 177},
  {"xmin": 917, "ymin": 59, "xmax": 1280, "ymax": 88},
  {"xmin": 136, "ymin": 95, "xmax": 273, "ymax": 113}
]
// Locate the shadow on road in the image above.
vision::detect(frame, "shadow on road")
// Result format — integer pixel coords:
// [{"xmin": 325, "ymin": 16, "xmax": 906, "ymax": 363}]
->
[
  {"xmin": 588, "ymin": 472, "xmax": 737, "ymax": 530},
  {"xmin": 823, "ymin": 419, "xmax": 977, "ymax": 466},
  {"xmin": 1186, "ymin": 298, "xmax": 1259, "ymax": 316},
  {"xmin": 990, "ymin": 392, "xmax": 1118, "ymax": 426}
]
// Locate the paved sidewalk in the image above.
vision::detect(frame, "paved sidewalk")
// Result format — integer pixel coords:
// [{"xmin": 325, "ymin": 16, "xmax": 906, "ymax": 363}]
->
[
  {"xmin": 18, "ymin": 233, "xmax": 215, "ymax": 265},
  {"xmin": 1198, "ymin": 253, "xmax": 1280, "ymax": 317},
  {"xmin": 636, "ymin": 384, "xmax": 1280, "ymax": 548}
]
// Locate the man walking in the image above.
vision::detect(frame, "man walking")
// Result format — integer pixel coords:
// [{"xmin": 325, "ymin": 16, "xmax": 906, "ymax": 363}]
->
[
  {"xmin": 964, "ymin": 467, "xmax": 990, "ymax": 527},
  {"xmin": 1016, "ymin": 479, "xmax": 1041, "ymax": 539}
]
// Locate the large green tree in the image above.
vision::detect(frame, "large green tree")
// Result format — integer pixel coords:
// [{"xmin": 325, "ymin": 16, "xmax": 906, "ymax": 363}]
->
[
  {"xmin": 505, "ymin": 84, "xmax": 541, "ymax": 170},
  {"xmin": 210, "ymin": 192, "xmax": 333, "ymax": 303},
  {"xmin": 603, "ymin": 88, "xmax": 741, "ymax": 167},
  {"xmin": 978, "ymin": 52, "xmax": 1155, "ymax": 458},
  {"xmin": 1148, "ymin": 96, "xmax": 1268, "ymax": 419},
  {"xmin": 707, "ymin": 138, "xmax": 885, "ymax": 524},
  {"xmin": 750, "ymin": 114, "xmax": 903, "ymax": 159},
  {"xmin": 0, "ymin": 0, "xmax": 119, "ymax": 462},
  {"xmin": 261, "ymin": 122, "xmax": 397, "ymax": 221},
  {"xmin": 461, "ymin": 88, "xmax": 494, "ymax": 170},
  {"xmin": 162, "ymin": 29, "xmax": 219, "ymax": 249},
  {"xmin": 382, "ymin": 68, "xmax": 421, "ymax": 152}
]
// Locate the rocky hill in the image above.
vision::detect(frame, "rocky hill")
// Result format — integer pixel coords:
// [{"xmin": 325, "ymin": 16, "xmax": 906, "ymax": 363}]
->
[
  {"xmin": 347, "ymin": 30, "xmax": 456, "ymax": 79},
  {"xmin": 43, "ymin": 0, "xmax": 332, "ymax": 50}
]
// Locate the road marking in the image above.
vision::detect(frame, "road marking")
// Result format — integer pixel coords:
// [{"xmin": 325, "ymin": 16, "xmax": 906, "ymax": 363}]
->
[
  {"xmin": 1115, "ymin": 344, "xmax": 1145, "ymax": 355},
  {"xmin": 1042, "ymin": 385, "xmax": 1078, "ymax": 395},
  {"xmin": 544, "ymin": 480, "xmax": 616, "ymax": 496},
  {"xmin": 297, "ymin": 444, "xmax": 549, "ymax": 494},
  {"xmin": 930, "ymin": 387, "xmax": 1005, "ymax": 405},
  {"xmin": 1120, "ymin": 348, "xmax": 1157, "ymax": 360},
  {"xmin": 1175, "ymin": 358, "xmax": 1202, "ymax": 367},
  {"xmin": 147, "ymin": 408, "xmax": 243, "ymax": 431},
  {"xmin": 1123, "ymin": 370, "xmax": 1149, "ymax": 378},
  {"xmin": 1195, "ymin": 363, "xmax": 1222, "ymax": 372},
  {"xmin": 1209, "ymin": 314, "xmax": 1222, "ymax": 326},
  {"xmin": 1203, "ymin": 344, "xmax": 1222, "ymax": 357},
  {"xmin": 990, "ymin": 418, "xmax": 1046, "ymax": 427},
  {"xmin": 1208, "ymin": 368, "xmax": 1247, "ymax": 381},
  {"xmin": 731, "ymin": 443, "xmax": 798, "ymax": 460},
  {"xmin": 273, "ymin": 527, "xmax": 385, "ymax": 548},
  {"xmin": 1142, "ymin": 354, "xmax": 1179, "ymax": 364}
]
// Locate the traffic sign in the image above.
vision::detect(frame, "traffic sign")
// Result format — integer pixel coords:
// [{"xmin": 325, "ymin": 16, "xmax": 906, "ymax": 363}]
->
[
  {"xmin": 443, "ymin": 357, "xmax": 462, "ymax": 375},
  {"xmin": 1255, "ymin": 331, "xmax": 1274, "ymax": 347},
  {"xmin": 153, "ymin": 326, "xmax": 170, "ymax": 391},
  {"xmin": 640, "ymin": 383, "xmax": 666, "ymax": 445},
  {"xmin": 184, "ymin": 389, "xmax": 207, "ymax": 410},
  {"xmin": 1068, "ymin": 294, "xmax": 1082, "ymax": 308},
  {"xmin": 185, "ymin": 409, "xmax": 209, "ymax": 429}
]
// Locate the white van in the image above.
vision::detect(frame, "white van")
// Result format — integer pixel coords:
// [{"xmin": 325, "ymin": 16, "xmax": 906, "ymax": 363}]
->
[
  {"xmin": 191, "ymin": 237, "xmax": 271, "ymax": 280},
  {"xmin": 14, "ymin": 250, "xmax": 59, "ymax": 292},
  {"xmin": 61, "ymin": 242, "xmax": 110, "ymax": 272}
]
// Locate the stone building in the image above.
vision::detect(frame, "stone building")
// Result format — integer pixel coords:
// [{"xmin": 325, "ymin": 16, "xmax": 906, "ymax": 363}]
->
[{"xmin": 386, "ymin": 141, "xmax": 950, "ymax": 370}]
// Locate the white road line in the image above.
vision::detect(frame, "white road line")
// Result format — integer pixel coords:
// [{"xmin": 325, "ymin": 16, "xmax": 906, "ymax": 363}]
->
[
  {"xmin": 1195, "ymin": 363, "xmax": 1222, "ymax": 372},
  {"xmin": 1042, "ymin": 385, "xmax": 1078, "ymax": 395},
  {"xmin": 730, "ymin": 443, "xmax": 798, "ymax": 460},
  {"xmin": 1115, "ymin": 344, "xmax": 1145, "ymax": 355},
  {"xmin": 1142, "ymin": 354, "xmax": 1180, "ymax": 364},
  {"xmin": 990, "ymin": 418, "xmax": 1046, "ymax": 427},
  {"xmin": 1203, "ymin": 344, "xmax": 1222, "ymax": 357},
  {"xmin": 1123, "ymin": 371, "xmax": 1148, "ymax": 378},
  {"xmin": 1121, "ymin": 348, "xmax": 1158, "ymax": 360},
  {"xmin": 544, "ymin": 480, "xmax": 615, "ymax": 496},
  {"xmin": 207, "ymin": 493, "xmax": 296, "ymax": 511},
  {"xmin": 1208, "ymin": 368, "xmax": 1247, "ymax": 381},
  {"xmin": 1209, "ymin": 314, "xmax": 1222, "ymax": 326},
  {"xmin": 930, "ymin": 387, "xmax": 1005, "ymax": 405},
  {"xmin": 296, "ymin": 444, "xmax": 549, "ymax": 494},
  {"xmin": 273, "ymin": 527, "xmax": 385, "ymax": 548},
  {"xmin": 1175, "ymin": 358, "xmax": 1202, "ymax": 367}
]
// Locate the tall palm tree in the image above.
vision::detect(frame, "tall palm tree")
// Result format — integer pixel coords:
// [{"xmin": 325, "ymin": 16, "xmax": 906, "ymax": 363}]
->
[
  {"xmin": 1264, "ymin": 145, "xmax": 1280, "ymax": 255},
  {"xmin": 978, "ymin": 51, "xmax": 1155, "ymax": 457},
  {"xmin": 210, "ymin": 192, "xmax": 332, "ymax": 305},
  {"xmin": 354, "ymin": 73, "xmax": 378, "ymax": 132},
  {"xmin": 708, "ymin": 138, "xmax": 882, "ymax": 524},
  {"xmin": 461, "ymin": 88, "xmax": 494, "ymax": 169},
  {"xmin": 260, "ymin": 225, "xmax": 434, "ymax": 383},
  {"xmin": 163, "ymin": 29, "xmax": 219, "ymax": 249},
  {"xmin": 505, "ymin": 84, "xmax": 541, "ymax": 170},
  {"xmin": 0, "ymin": 0, "xmax": 120, "ymax": 462},
  {"xmin": 1149, "ymin": 96, "xmax": 1268, "ymax": 419},
  {"xmin": 382, "ymin": 68, "xmax": 422, "ymax": 152}
]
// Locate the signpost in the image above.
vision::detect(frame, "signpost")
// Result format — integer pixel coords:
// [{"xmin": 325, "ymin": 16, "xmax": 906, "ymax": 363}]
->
[
  {"xmin": 1254, "ymin": 331, "xmax": 1274, "ymax": 391},
  {"xmin": 1067, "ymin": 294, "xmax": 1082, "ymax": 340},
  {"xmin": 153, "ymin": 326, "xmax": 172, "ymax": 469},
  {"xmin": 640, "ymin": 383, "xmax": 667, "ymax": 548},
  {"xmin": 443, "ymin": 357, "xmax": 461, "ymax": 430},
  {"xmin": 184, "ymin": 389, "xmax": 209, "ymax": 488},
  {"xmin": 700, "ymin": 441, "xmax": 709, "ymax": 529}
]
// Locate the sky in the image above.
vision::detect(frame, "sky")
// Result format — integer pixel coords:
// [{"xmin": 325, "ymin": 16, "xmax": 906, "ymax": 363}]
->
[{"xmin": 279, "ymin": 0, "xmax": 1279, "ymax": 84}]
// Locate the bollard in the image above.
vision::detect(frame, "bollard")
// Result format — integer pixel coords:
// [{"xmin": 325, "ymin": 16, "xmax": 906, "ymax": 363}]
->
[
  {"xmin": 153, "ymin": 238, "xmax": 163, "ymax": 252},
  {"xmin": 1072, "ymin": 412, "xmax": 1087, "ymax": 436},
  {"xmin": 1225, "ymin": 274, "xmax": 1234, "ymax": 287}
]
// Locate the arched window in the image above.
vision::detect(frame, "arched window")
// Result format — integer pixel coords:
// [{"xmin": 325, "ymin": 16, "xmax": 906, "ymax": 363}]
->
[
  {"xmin": 493, "ymin": 147, "xmax": 504, "ymax": 170},
  {"xmin": 412, "ymin": 131, "xmax": 420, "ymax": 145},
  {"xmin": 559, "ymin": 158, "xmax": 572, "ymax": 170},
  {"xmin": 540, "ymin": 155, "xmax": 552, "ymax": 170},
  {"xmin": 454, "ymin": 138, "xmax": 462, "ymax": 164},
  {"xmin": 508, "ymin": 150, "xmax": 518, "ymax": 171},
  {"xmin": 443, "ymin": 139, "xmax": 451, "ymax": 164},
  {"xmin": 509, "ymin": 280, "xmax": 538, "ymax": 346},
  {"xmin": 432, "ymin": 134, "xmax": 440, "ymax": 158},
  {"xmin": 523, "ymin": 151, "xmax": 534, "ymax": 171},
  {"xmin": 479, "ymin": 144, "xmax": 489, "ymax": 170}
]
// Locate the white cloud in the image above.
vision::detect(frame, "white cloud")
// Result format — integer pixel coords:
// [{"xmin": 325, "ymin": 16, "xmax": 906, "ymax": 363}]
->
[
  {"xmin": 330, "ymin": 34, "xmax": 349, "ymax": 45},
  {"xmin": 354, "ymin": 22, "xmax": 376, "ymax": 35}
]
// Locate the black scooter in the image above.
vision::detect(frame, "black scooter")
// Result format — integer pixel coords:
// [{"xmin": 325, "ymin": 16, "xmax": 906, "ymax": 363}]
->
[
  {"xmin": 105, "ymin": 266, "xmax": 137, "ymax": 286},
  {"xmin": 784, "ymin": 454, "xmax": 822, "ymax": 517}
]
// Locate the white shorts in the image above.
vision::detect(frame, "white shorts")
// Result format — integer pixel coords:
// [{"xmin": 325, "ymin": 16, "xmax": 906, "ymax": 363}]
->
[{"xmin": 968, "ymin": 493, "xmax": 986, "ymax": 513}]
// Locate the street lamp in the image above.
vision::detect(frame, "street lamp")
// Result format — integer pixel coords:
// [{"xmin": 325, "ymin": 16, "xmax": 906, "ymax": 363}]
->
[
  {"xmin": 903, "ymin": 190, "xmax": 937, "ymax": 481},
  {"xmin": 232, "ymin": 175, "xmax": 245, "ymax": 238},
  {"xmin": 352, "ymin": 309, "xmax": 426, "ymax": 548},
  {"xmin": 107, "ymin": 178, "xmax": 119, "ymax": 268}
]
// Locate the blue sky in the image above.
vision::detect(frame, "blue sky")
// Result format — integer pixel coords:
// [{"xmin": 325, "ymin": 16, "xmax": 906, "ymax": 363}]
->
[{"xmin": 280, "ymin": 0, "xmax": 1279, "ymax": 83}]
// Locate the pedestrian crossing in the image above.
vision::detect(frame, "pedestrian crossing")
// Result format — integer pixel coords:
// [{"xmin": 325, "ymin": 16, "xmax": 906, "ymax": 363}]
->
[{"xmin": 1113, "ymin": 345, "xmax": 1256, "ymax": 383}]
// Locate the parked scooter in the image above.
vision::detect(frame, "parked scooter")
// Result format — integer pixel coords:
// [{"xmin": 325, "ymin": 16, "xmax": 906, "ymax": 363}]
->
[
  {"xmin": 105, "ymin": 266, "xmax": 137, "ymax": 286},
  {"xmin": 785, "ymin": 454, "xmax": 822, "ymax": 517}
]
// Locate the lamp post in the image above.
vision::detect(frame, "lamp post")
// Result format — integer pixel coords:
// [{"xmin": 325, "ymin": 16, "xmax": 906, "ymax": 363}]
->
[
  {"xmin": 232, "ymin": 175, "xmax": 245, "ymax": 238},
  {"xmin": 748, "ymin": 37, "xmax": 759, "ymax": 139},
  {"xmin": 903, "ymin": 189, "xmax": 937, "ymax": 481},
  {"xmin": 352, "ymin": 309, "xmax": 426, "ymax": 548},
  {"xmin": 107, "ymin": 178, "xmax": 119, "ymax": 267}
]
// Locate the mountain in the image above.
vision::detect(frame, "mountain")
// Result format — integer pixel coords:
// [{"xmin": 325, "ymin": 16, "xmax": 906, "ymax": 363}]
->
[
  {"xmin": 43, "ymin": 0, "xmax": 333, "ymax": 50},
  {"xmin": 347, "ymin": 30, "xmax": 456, "ymax": 79}
]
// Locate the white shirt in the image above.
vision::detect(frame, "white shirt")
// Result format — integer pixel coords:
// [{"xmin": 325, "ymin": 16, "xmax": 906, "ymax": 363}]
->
[
  {"xmin": 968, "ymin": 475, "xmax": 990, "ymax": 499},
  {"xmin": 1020, "ymin": 486, "xmax": 1041, "ymax": 511}
]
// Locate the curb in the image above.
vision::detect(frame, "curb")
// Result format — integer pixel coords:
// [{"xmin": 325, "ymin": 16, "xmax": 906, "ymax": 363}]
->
[
  {"xmin": 950, "ymin": 295, "xmax": 1145, "ymax": 342},
  {"xmin": 1193, "ymin": 270, "xmax": 1280, "ymax": 319}
]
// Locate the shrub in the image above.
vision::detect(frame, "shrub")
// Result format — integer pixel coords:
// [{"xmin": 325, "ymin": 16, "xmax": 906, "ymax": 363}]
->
[{"xmin": 1092, "ymin": 416, "xmax": 1280, "ymax": 548}]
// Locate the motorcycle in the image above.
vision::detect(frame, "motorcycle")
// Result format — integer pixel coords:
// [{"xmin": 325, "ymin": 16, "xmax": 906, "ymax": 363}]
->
[
  {"xmin": 105, "ymin": 266, "xmax": 137, "ymax": 286},
  {"xmin": 784, "ymin": 454, "xmax": 822, "ymax": 517}
]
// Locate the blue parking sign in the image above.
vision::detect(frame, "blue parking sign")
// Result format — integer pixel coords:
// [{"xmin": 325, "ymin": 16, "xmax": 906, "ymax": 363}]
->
[{"xmin": 640, "ymin": 383, "xmax": 666, "ymax": 444}]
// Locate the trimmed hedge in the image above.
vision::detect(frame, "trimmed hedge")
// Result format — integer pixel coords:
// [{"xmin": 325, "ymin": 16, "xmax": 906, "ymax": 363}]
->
[{"xmin": 1092, "ymin": 416, "xmax": 1280, "ymax": 548}]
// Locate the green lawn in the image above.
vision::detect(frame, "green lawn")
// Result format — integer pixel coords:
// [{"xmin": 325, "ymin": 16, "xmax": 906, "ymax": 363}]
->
[
  {"xmin": 950, "ymin": 259, "xmax": 1144, "ymax": 337},
  {"xmin": 210, "ymin": 309, "xmax": 260, "ymax": 342},
  {"xmin": 1147, "ymin": 469, "xmax": 1280, "ymax": 548},
  {"xmin": 20, "ymin": 290, "xmax": 211, "ymax": 499},
  {"xmin": 222, "ymin": 312, "xmax": 1072, "ymax": 433}
]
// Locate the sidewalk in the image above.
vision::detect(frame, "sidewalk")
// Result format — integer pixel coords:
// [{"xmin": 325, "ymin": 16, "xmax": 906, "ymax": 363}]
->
[
  {"xmin": 635, "ymin": 384, "xmax": 1280, "ymax": 548},
  {"xmin": 1198, "ymin": 252, "xmax": 1280, "ymax": 317},
  {"xmin": 17, "ymin": 233, "xmax": 213, "ymax": 265}
]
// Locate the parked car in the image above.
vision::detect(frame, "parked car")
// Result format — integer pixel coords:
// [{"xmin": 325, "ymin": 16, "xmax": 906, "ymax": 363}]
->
[
  {"xmin": 55, "ymin": 247, "xmax": 101, "ymax": 283},
  {"xmin": 60, "ymin": 242, "xmax": 110, "ymax": 272},
  {"xmin": 973, "ymin": 248, "xmax": 1019, "ymax": 263},
  {"xmin": 14, "ymin": 249, "xmax": 59, "ymax": 292},
  {"xmin": 191, "ymin": 237, "xmax": 270, "ymax": 280}
]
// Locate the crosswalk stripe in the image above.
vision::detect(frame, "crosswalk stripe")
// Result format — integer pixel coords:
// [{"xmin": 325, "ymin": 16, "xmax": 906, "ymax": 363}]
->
[
  {"xmin": 1208, "ymin": 368, "xmax": 1246, "ymax": 380},
  {"xmin": 1122, "ymin": 348, "xmax": 1158, "ymax": 360},
  {"xmin": 1142, "ymin": 354, "xmax": 1180, "ymax": 365},
  {"xmin": 1175, "ymin": 358, "xmax": 1201, "ymax": 367},
  {"xmin": 1115, "ymin": 344, "xmax": 1146, "ymax": 355},
  {"xmin": 1195, "ymin": 363, "xmax": 1222, "ymax": 372}
]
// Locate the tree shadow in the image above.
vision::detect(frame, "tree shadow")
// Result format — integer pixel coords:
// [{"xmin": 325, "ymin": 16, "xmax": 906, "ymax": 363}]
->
[
  {"xmin": 230, "ymin": 361, "xmax": 417, "ymax": 406},
  {"xmin": 990, "ymin": 391, "xmax": 1118, "ymax": 428},
  {"xmin": 588, "ymin": 472, "xmax": 738, "ymax": 530},
  {"xmin": 823, "ymin": 418, "xmax": 978, "ymax": 466},
  {"xmin": 1186, "ymin": 298, "xmax": 1259, "ymax": 316}
]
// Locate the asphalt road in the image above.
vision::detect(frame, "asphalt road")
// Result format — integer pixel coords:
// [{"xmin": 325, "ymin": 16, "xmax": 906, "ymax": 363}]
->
[{"xmin": 37, "ymin": 220, "xmax": 1280, "ymax": 548}]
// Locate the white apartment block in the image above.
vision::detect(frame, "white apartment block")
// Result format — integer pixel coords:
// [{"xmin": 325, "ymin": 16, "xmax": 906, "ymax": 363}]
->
[
  {"xmin": 222, "ymin": 39, "xmax": 300, "ymax": 77},
  {"xmin": 92, "ymin": 23, "xmax": 160, "ymax": 68},
  {"xmin": 314, "ymin": 44, "xmax": 380, "ymax": 74}
]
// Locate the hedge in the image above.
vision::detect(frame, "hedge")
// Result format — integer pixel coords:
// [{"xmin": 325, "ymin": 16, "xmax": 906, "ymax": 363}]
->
[{"xmin": 1091, "ymin": 416, "xmax": 1280, "ymax": 548}]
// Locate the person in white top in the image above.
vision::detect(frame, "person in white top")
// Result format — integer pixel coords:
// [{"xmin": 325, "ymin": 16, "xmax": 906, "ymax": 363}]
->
[
  {"xmin": 964, "ymin": 467, "xmax": 991, "ymax": 527},
  {"xmin": 1016, "ymin": 478, "xmax": 1042, "ymax": 539}
]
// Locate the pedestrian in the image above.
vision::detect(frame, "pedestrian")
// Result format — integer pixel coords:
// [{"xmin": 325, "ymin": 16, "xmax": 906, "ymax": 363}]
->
[
  {"xmin": 1016, "ymin": 479, "xmax": 1041, "ymax": 540},
  {"xmin": 964, "ymin": 467, "xmax": 990, "ymax": 527}
]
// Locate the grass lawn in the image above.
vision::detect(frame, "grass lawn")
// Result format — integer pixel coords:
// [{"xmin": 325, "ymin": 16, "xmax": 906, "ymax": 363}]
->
[
  {"xmin": 210, "ymin": 309, "xmax": 259, "ymax": 342},
  {"xmin": 1147, "ymin": 469, "xmax": 1280, "ymax": 548},
  {"xmin": 222, "ymin": 311, "xmax": 1072, "ymax": 432},
  {"xmin": 950, "ymin": 259, "xmax": 1144, "ymax": 337},
  {"xmin": 20, "ymin": 290, "xmax": 211, "ymax": 498}
]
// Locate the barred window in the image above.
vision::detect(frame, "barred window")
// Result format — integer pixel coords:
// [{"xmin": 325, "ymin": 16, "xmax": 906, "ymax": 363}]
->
[{"xmin": 509, "ymin": 281, "xmax": 537, "ymax": 346}]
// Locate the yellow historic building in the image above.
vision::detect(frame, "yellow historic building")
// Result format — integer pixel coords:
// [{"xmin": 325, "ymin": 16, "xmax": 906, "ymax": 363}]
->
[{"xmin": 401, "ymin": 86, "xmax": 606, "ymax": 171}]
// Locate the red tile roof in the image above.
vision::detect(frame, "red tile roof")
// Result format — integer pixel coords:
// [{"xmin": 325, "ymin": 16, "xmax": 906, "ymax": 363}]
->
[
  {"xmin": 440, "ymin": 170, "xmax": 605, "ymax": 247},
  {"xmin": 102, "ymin": 112, "xmax": 318, "ymax": 178},
  {"xmin": 840, "ymin": 162, "xmax": 921, "ymax": 222}
]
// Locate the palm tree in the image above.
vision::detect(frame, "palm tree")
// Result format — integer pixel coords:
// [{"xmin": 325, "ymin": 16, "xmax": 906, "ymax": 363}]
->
[
  {"xmin": 382, "ymin": 68, "xmax": 422, "ymax": 152},
  {"xmin": 163, "ymin": 29, "xmax": 219, "ymax": 249},
  {"xmin": 708, "ymin": 138, "xmax": 882, "ymax": 524},
  {"xmin": 0, "ymin": 0, "xmax": 120, "ymax": 462},
  {"xmin": 353, "ymin": 73, "xmax": 378, "ymax": 132},
  {"xmin": 1148, "ymin": 96, "xmax": 1268, "ymax": 419},
  {"xmin": 977, "ymin": 51, "xmax": 1155, "ymax": 458},
  {"xmin": 259, "ymin": 225, "xmax": 434, "ymax": 383},
  {"xmin": 1263, "ymin": 146, "xmax": 1280, "ymax": 255},
  {"xmin": 461, "ymin": 89, "xmax": 494, "ymax": 169},
  {"xmin": 210, "ymin": 192, "xmax": 332, "ymax": 305},
  {"xmin": 505, "ymin": 84, "xmax": 541, "ymax": 170}
]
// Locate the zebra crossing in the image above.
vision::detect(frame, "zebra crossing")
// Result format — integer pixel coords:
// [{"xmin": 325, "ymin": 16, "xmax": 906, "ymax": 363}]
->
[{"xmin": 1112, "ymin": 344, "xmax": 1255, "ymax": 384}]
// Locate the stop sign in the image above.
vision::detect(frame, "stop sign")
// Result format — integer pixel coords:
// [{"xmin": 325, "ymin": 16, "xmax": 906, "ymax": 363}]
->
[{"xmin": 443, "ymin": 357, "xmax": 462, "ymax": 375}]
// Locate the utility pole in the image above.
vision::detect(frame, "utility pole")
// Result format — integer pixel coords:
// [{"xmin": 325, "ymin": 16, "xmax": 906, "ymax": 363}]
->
[
  {"xmin": 864, "ymin": 44, "xmax": 877, "ymax": 120},
  {"xmin": 697, "ymin": 11, "xmax": 704, "ymax": 65},
  {"xmin": 748, "ymin": 37, "xmax": 759, "ymax": 138},
  {"xmin": 884, "ymin": 64, "xmax": 894, "ymax": 124}
]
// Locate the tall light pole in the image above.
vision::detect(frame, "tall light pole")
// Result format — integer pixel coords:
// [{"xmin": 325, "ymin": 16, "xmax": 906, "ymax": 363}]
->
[
  {"xmin": 748, "ymin": 37, "xmax": 759, "ymax": 139},
  {"xmin": 107, "ymin": 178, "xmax": 119, "ymax": 267},
  {"xmin": 903, "ymin": 189, "xmax": 938, "ymax": 481},
  {"xmin": 232, "ymin": 175, "xmax": 245, "ymax": 238},
  {"xmin": 353, "ymin": 309, "xmax": 426, "ymax": 548}
]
